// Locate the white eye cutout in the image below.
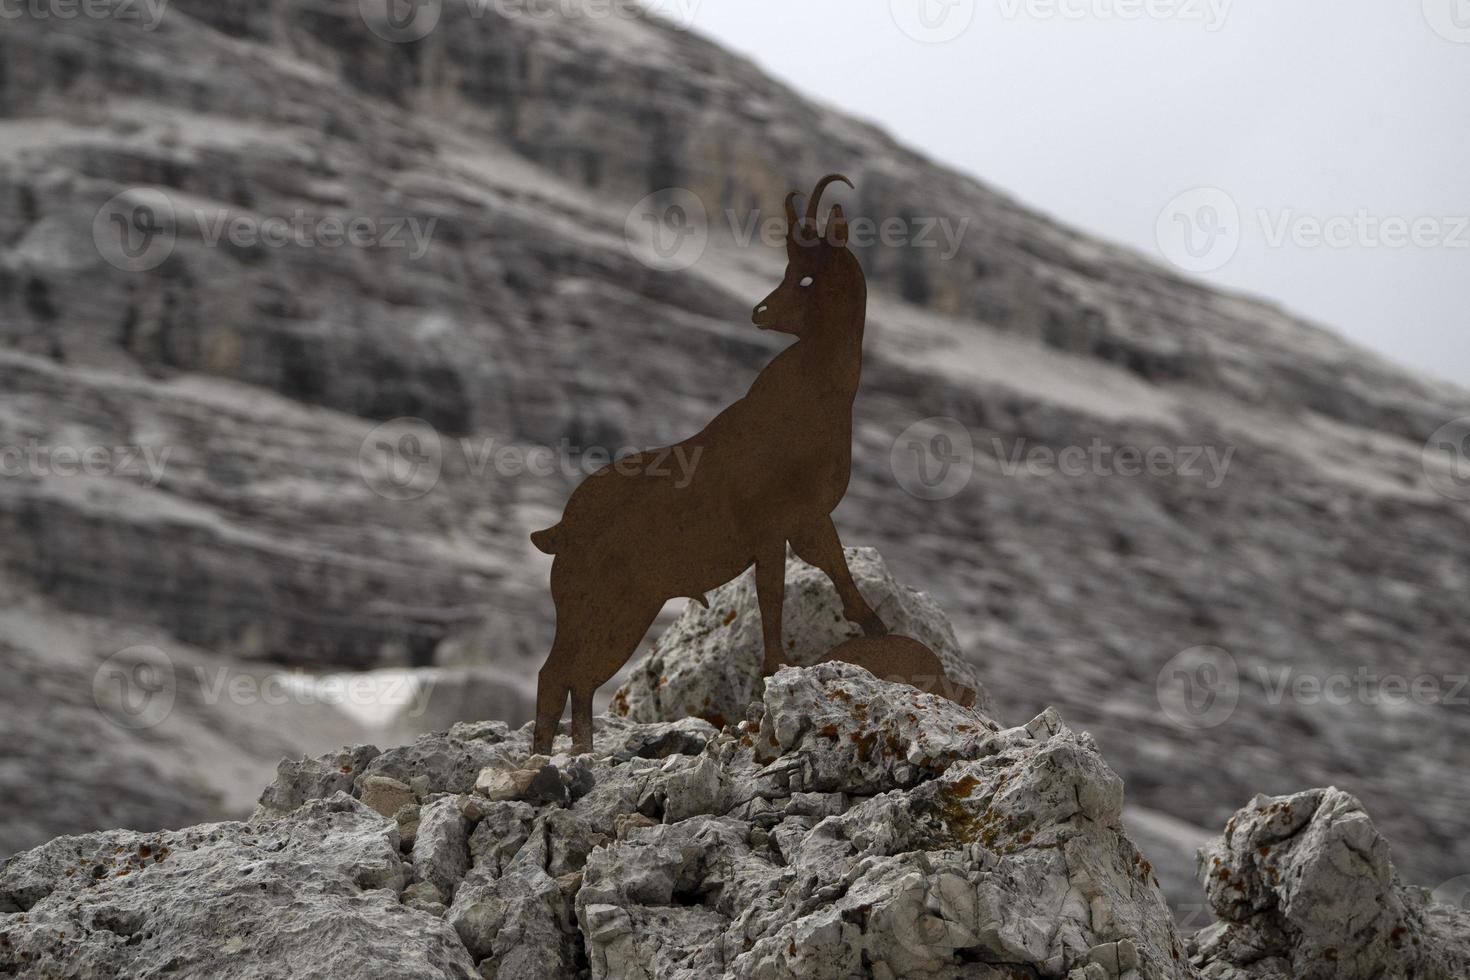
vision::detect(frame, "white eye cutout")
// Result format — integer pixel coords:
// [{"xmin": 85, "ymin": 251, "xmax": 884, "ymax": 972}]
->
[{"xmin": 798, "ymin": 276, "xmax": 815, "ymax": 288}]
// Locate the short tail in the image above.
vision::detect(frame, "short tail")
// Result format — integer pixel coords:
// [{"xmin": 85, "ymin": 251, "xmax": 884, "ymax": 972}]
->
[{"xmin": 531, "ymin": 524, "xmax": 563, "ymax": 555}]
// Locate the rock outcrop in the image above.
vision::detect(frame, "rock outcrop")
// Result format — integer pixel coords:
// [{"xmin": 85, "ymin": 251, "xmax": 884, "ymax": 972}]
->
[
  {"xmin": 0, "ymin": 795, "xmax": 479, "ymax": 979},
  {"xmin": 1189, "ymin": 788, "xmax": 1470, "ymax": 980},
  {"xmin": 615, "ymin": 548, "xmax": 989, "ymax": 729},
  {"xmin": 1, "ymin": 665, "xmax": 1191, "ymax": 979},
  {"xmin": 6, "ymin": 663, "xmax": 1467, "ymax": 979}
]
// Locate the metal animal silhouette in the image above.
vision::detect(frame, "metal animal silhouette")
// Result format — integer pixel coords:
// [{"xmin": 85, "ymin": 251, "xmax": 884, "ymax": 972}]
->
[{"xmin": 531, "ymin": 174, "xmax": 889, "ymax": 754}]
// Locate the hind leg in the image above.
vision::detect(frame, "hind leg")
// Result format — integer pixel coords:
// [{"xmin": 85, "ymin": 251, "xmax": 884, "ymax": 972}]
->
[
  {"xmin": 576, "ymin": 599, "xmax": 663, "ymax": 751},
  {"xmin": 570, "ymin": 688, "xmax": 595, "ymax": 755},
  {"xmin": 539, "ymin": 596, "xmax": 662, "ymax": 756}
]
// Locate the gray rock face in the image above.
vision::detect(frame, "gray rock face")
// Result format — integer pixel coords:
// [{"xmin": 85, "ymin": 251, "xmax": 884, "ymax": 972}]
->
[
  {"xmin": 0, "ymin": 626, "xmax": 230, "ymax": 858},
  {"xmin": 9, "ymin": 663, "xmax": 1468, "ymax": 979},
  {"xmin": 256, "ymin": 744, "xmax": 383, "ymax": 819},
  {"xmin": 3, "ymin": 665, "xmax": 1193, "ymax": 978},
  {"xmin": 1189, "ymin": 788, "xmax": 1470, "ymax": 980},
  {"xmin": 0, "ymin": 576, "xmax": 538, "ymax": 863},
  {"xmin": 0, "ymin": 794, "xmax": 477, "ymax": 979},
  {"xmin": 412, "ymin": 797, "xmax": 472, "ymax": 903},
  {"xmin": 447, "ymin": 822, "xmax": 583, "ymax": 977},
  {"xmin": 581, "ymin": 665, "xmax": 1189, "ymax": 980},
  {"xmin": 615, "ymin": 548, "xmax": 989, "ymax": 728}
]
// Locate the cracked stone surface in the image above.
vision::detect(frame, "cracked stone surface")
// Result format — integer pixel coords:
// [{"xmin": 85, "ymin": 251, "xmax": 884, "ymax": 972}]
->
[
  {"xmin": 8, "ymin": 666, "xmax": 1467, "ymax": 978},
  {"xmin": 2, "ymin": 665, "xmax": 1188, "ymax": 979},
  {"xmin": 1188, "ymin": 787, "xmax": 1470, "ymax": 980},
  {"xmin": 0, "ymin": 795, "xmax": 476, "ymax": 979}
]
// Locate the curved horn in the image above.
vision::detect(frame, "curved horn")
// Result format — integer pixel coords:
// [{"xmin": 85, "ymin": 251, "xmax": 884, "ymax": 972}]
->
[{"xmin": 804, "ymin": 173, "xmax": 854, "ymax": 226}]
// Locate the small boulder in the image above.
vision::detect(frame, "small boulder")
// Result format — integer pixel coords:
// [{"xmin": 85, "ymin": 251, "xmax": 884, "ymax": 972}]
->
[
  {"xmin": 255, "ymin": 745, "xmax": 381, "ymax": 819},
  {"xmin": 818, "ymin": 634, "xmax": 976, "ymax": 706},
  {"xmin": 474, "ymin": 763, "xmax": 568, "ymax": 806},
  {"xmin": 412, "ymin": 798, "xmax": 472, "ymax": 902},
  {"xmin": 402, "ymin": 880, "xmax": 447, "ymax": 916},
  {"xmin": 614, "ymin": 548, "xmax": 989, "ymax": 730},
  {"xmin": 359, "ymin": 775, "xmax": 417, "ymax": 820},
  {"xmin": 1190, "ymin": 787, "xmax": 1470, "ymax": 979},
  {"xmin": 475, "ymin": 766, "xmax": 538, "ymax": 802}
]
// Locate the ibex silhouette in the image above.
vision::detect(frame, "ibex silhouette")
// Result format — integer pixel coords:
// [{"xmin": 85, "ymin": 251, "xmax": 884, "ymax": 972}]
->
[{"xmin": 530, "ymin": 174, "xmax": 888, "ymax": 754}]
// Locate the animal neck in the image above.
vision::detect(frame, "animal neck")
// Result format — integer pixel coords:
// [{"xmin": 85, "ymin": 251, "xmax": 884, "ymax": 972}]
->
[{"xmin": 802, "ymin": 282, "xmax": 867, "ymax": 396}]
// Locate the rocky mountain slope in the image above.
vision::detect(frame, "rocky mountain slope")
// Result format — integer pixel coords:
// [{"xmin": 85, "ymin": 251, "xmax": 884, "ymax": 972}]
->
[
  {"xmin": 2, "ymin": 0, "xmax": 1468, "ymax": 913},
  {"xmin": 4, "ymin": 665, "xmax": 1466, "ymax": 979}
]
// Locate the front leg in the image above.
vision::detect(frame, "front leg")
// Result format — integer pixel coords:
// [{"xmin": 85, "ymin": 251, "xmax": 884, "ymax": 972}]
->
[
  {"xmin": 754, "ymin": 543, "xmax": 789, "ymax": 675},
  {"xmin": 790, "ymin": 516, "xmax": 888, "ymax": 637},
  {"xmin": 570, "ymin": 688, "xmax": 595, "ymax": 756}
]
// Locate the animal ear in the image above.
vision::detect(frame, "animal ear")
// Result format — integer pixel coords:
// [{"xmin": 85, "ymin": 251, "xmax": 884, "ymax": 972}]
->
[
  {"xmin": 785, "ymin": 191, "xmax": 819, "ymax": 249},
  {"xmin": 826, "ymin": 204, "xmax": 849, "ymax": 247}
]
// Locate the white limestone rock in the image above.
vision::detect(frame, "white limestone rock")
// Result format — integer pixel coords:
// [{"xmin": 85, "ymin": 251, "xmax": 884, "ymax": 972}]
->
[
  {"xmin": 1189, "ymin": 787, "xmax": 1470, "ymax": 980},
  {"xmin": 614, "ymin": 548, "xmax": 990, "ymax": 731},
  {"xmin": 0, "ymin": 794, "xmax": 474, "ymax": 979}
]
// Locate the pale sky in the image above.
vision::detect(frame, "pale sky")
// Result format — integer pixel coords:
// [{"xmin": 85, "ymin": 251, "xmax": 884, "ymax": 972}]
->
[{"xmin": 664, "ymin": 0, "xmax": 1470, "ymax": 385}]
